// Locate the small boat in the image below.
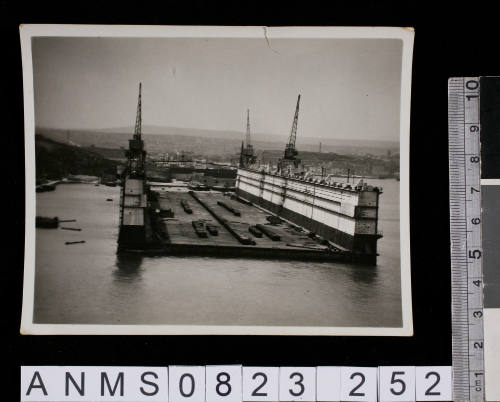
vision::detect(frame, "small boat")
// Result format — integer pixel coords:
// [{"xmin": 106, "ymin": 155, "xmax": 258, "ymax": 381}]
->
[
  {"xmin": 36, "ymin": 216, "xmax": 59, "ymax": 228},
  {"xmin": 65, "ymin": 240, "xmax": 86, "ymax": 245},
  {"xmin": 36, "ymin": 183, "xmax": 56, "ymax": 193}
]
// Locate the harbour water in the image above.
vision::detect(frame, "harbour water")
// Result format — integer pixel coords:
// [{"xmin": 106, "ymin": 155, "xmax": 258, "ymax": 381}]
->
[{"xmin": 34, "ymin": 180, "xmax": 402, "ymax": 327}]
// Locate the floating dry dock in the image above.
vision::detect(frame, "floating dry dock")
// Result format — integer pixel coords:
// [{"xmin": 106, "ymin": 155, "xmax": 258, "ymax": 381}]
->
[
  {"xmin": 119, "ymin": 188, "xmax": 374, "ymax": 263},
  {"xmin": 236, "ymin": 168, "xmax": 383, "ymax": 262},
  {"xmin": 117, "ymin": 85, "xmax": 382, "ymax": 265}
]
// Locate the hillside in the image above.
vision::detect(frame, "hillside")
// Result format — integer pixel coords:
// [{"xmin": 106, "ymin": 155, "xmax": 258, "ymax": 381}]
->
[
  {"xmin": 36, "ymin": 126, "xmax": 399, "ymax": 157},
  {"xmin": 35, "ymin": 135, "xmax": 118, "ymax": 180},
  {"xmin": 260, "ymin": 150, "xmax": 399, "ymax": 177}
]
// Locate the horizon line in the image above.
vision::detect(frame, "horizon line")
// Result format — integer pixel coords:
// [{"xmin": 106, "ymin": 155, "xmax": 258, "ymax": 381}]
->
[{"xmin": 35, "ymin": 125, "xmax": 400, "ymax": 145}]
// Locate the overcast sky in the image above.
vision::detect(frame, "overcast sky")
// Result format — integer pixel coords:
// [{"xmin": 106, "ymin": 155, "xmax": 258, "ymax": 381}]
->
[{"xmin": 32, "ymin": 37, "xmax": 402, "ymax": 142}]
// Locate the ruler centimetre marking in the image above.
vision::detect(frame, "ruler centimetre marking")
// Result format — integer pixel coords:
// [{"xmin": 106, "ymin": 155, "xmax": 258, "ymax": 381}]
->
[{"xmin": 448, "ymin": 77, "xmax": 485, "ymax": 401}]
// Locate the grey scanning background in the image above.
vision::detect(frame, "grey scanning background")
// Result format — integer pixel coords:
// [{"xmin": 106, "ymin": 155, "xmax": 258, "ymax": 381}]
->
[{"xmin": 482, "ymin": 185, "xmax": 500, "ymax": 308}]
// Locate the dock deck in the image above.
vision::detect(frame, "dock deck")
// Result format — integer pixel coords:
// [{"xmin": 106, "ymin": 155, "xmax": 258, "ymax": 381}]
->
[
  {"xmin": 159, "ymin": 190, "xmax": 324, "ymax": 249},
  {"xmin": 118, "ymin": 188, "xmax": 371, "ymax": 263}
]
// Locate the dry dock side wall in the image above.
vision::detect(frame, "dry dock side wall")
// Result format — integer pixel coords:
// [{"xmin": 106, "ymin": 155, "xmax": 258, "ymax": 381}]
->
[
  {"xmin": 236, "ymin": 168, "xmax": 381, "ymax": 255},
  {"xmin": 118, "ymin": 177, "xmax": 147, "ymax": 245}
]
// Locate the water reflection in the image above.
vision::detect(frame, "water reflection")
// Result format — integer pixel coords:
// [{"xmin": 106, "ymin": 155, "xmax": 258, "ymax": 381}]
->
[
  {"xmin": 345, "ymin": 264, "xmax": 379, "ymax": 285},
  {"xmin": 34, "ymin": 182, "xmax": 402, "ymax": 327},
  {"xmin": 113, "ymin": 253, "xmax": 144, "ymax": 283}
]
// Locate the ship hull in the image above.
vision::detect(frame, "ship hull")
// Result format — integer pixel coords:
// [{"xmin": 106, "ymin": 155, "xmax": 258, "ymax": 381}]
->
[
  {"xmin": 117, "ymin": 243, "xmax": 376, "ymax": 264},
  {"xmin": 235, "ymin": 168, "xmax": 382, "ymax": 262}
]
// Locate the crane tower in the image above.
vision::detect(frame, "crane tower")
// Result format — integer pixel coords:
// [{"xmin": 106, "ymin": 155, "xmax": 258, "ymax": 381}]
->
[
  {"xmin": 278, "ymin": 94, "xmax": 302, "ymax": 173},
  {"xmin": 239, "ymin": 108, "xmax": 257, "ymax": 168},
  {"xmin": 126, "ymin": 83, "xmax": 146, "ymax": 177},
  {"xmin": 118, "ymin": 83, "xmax": 148, "ymax": 247}
]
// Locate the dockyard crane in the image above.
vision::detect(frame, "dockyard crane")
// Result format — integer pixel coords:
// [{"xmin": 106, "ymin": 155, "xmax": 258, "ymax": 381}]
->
[
  {"xmin": 239, "ymin": 109, "xmax": 257, "ymax": 168},
  {"xmin": 126, "ymin": 83, "xmax": 146, "ymax": 177},
  {"xmin": 134, "ymin": 83, "xmax": 142, "ymax": 139},
  {"xmin": 246, "ymin": 108, "xmax": 251, "ymax": 148},
  {"xmin": 278, "ymin": 94, "xmax": 302, "ymax": 173},
  {"xmin": 118, "ymin": 82, "xmax": 149, "ymax": 246},
  {"xmin": 285, "ymin": 94, "xmax": 300, "ymax": 160}
]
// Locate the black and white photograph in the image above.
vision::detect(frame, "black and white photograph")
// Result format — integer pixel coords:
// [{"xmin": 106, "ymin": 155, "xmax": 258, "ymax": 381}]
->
[{"xmin": 20, "ymin": 25, "xmax": 414, "ymax": 335}]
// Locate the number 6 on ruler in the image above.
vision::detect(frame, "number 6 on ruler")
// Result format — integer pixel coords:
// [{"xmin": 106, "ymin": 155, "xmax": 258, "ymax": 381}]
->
[{"xmin": 206, "ymin": 366, "xmax": 242, "ymax": 402}]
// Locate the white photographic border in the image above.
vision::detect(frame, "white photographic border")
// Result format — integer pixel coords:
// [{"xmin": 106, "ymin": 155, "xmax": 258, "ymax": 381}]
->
[{"xmin": 20, "ymin": 24, "xmax": 414, "ymax": 336}]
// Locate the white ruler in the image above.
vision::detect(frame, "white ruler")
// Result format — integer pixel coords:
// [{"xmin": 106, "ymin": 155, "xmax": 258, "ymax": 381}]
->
[{"xmin": 448, "ymin": 77, "xmax": 485, "ymax": 401}]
